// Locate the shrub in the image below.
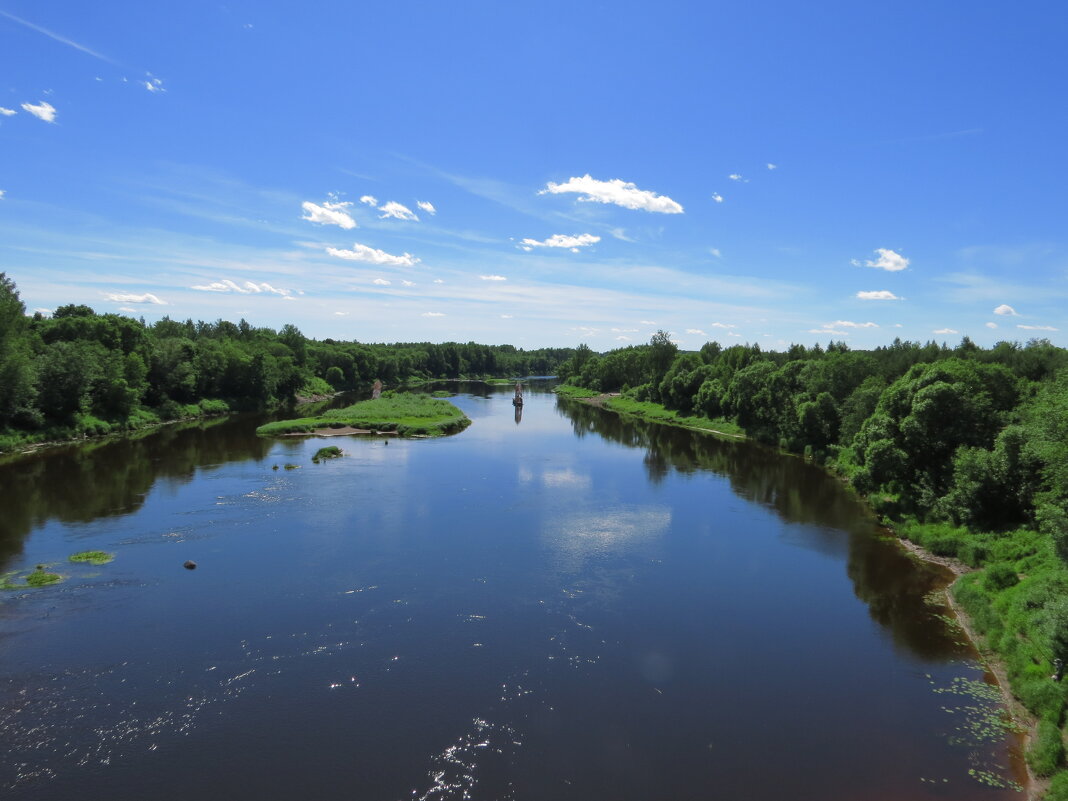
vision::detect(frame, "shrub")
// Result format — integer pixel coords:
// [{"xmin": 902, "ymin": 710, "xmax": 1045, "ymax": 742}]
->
[
  {"xmin": 1028, "ymin": 717, "xmax": 1065, "ymax": 776},
  {"xmin": 984, "ymin": 563, "xmax": 1020, "ymax": 591}
]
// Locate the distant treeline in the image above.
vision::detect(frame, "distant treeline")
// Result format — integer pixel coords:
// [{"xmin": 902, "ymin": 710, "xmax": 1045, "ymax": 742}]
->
[
  {"xmin": 560, "ymin": 331, "xmax": 1068, "ymax": 789},
  {"xmin": 0, "ymin": 273, "xmax": 573, "ymax": 449}
]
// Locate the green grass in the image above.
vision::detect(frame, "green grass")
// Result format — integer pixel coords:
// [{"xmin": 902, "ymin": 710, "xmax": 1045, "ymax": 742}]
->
[
  {"xmin": 602, "ymin": 397, "xmax": 744, "ymax": 437},
  {"xmin": 256, "ymin": 394, "xmax": 471, "ymax": 438},
  {"xmin": 553, "ymin": 384, "xmax": 601, "ymax": 399},
  {"xmin": 69, "ymin": 550, "xmax": 115, "ymax": 565}
]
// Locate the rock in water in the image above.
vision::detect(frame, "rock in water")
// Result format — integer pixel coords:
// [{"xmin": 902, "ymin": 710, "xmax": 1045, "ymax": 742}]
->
[{"xmin": 183, "ymin": 560, "xmax": 197, "ymax": 570}]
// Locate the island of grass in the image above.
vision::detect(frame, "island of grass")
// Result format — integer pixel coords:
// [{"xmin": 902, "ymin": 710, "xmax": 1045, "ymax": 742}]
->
[
  {"xmin": 69, "ymin": 550, "xmax": 115, "ymax": 565},
  {"xmin": 256, "ymin": 394, "xmax": 471, "ymax": 438}
]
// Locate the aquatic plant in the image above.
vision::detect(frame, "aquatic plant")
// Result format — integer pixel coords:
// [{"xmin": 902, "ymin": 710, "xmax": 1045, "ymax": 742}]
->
[
  {"xmin": 69, "ymin": 550, "xmax": 115, "ymax": 565},
  {"xmin": 312, "ymin": 446, "xmax": 343, "ymax": 463}
]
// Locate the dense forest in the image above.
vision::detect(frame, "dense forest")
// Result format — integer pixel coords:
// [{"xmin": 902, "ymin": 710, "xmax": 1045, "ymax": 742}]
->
[
  {"xmin": 559, "ymin": 331, "xmax": 1068, "ymax": 795},
  {"xmin": 0, "ymin": 273, "xmax": 572, "ymax": 451}
]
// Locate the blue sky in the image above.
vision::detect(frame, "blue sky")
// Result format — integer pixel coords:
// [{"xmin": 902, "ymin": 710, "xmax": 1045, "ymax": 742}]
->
[{"xmin": 1, "ymin": 1, "xmax": 1066, "ymax": 350}]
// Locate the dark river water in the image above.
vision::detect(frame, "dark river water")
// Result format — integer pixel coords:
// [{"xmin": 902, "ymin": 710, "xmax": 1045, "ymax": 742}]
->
[{"xmin": 0, "ymin": 382, "xmax": 1025, "ymax": 800}]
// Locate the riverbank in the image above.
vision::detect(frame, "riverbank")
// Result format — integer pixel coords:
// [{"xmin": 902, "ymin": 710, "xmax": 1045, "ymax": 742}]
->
[
  {"xmin": 554, "ymin": 386, "xmax": 745, "ymax": 439},
  {"xmin": 560, "ymin": 385, "xmax": 1058, "ymax": 799}
]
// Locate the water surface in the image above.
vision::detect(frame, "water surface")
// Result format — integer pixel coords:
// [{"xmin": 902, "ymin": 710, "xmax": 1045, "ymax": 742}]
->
[{"xmin": 0, "ymin": 383, "xmax": 1024, "ymax": 799}]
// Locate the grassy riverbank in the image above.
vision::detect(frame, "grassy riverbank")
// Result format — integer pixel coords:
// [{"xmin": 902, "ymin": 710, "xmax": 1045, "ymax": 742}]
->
[
  {"xmin": 554, "ymin": 385, "xmax": 745, "ymax": 438},
  {"xmin": 256, "ymin": 394, "xmax": 471, "ymax": 438}
]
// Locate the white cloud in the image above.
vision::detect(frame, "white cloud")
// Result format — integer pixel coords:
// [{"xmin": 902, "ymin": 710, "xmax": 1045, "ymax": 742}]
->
[
  {"xmin": 33, "ymin": 308, "xmax": 52, "ymax": 316},
  {"xmin": 416, "ymin": 200, "xmax": 436, "ymax": 215},
  {"xmin": 359, "ymin": 195, "xmax": 378, "ymax": 206},
  {"xmin": 610, "ymin": 227, "xmax": 634, "ymax": 242},
  {"xmin": 856, "ymin": 290, "xmax": 901, "ymax": 300},
  {"xmin": 861, "ymin": 248, "xmax": 909, "ymax": 272},
  {"xmin": 378, "ymin": 201, "xmax": 418, "ymax": 221},
  {"xmin": 640, "ymin": 320, "xmax": 656, "ymax": 325},
  {"xmin": 500, "ymin": 314, "xmax": 513, "ymax": 319},
  {"xmin": 1018, "ymin": 324, "xmax": 1059, "ymax": 331},
  {"xmin": 767, "ymin": 163, "xmax": 777, "ymax": 170},
  {"xmin": 540, "ymin": 174, "xmax": 684, "ymax": 214},
  {"xmin": 402, "ymin": 280, "xmax": 415, "ymax": 287},
  {"xmin": 0, "ymin": 189, "xmax": 5, "ymax": 199},
  {"xmin": 728, "ymin": 173, "xmax": 747, "ymax": 182},
  {"xmin": 933, "ymin": 328, "xmax": 958, "ymax": 335},
  {"xmin": 985, "ymin": 322, "xmax": 998, "ymax": 329},
  {"xmin": 615, "ymin": 336, "xmax": 630, "ymax": 341},
  {"xmin": 611, "ymin": 328, "xmax": 638, "ymax": 333},
  {"xmin": 831, "ymin": 320, "xmax": 878, "ymax": 328},
  {"xmin": 711, "ymin": 192, "xmax": 724, "ymax": 203},
  {"xmin": 710, "ymin": 322, "xmax": 736, "ymax": 329},
  {"xmin": 686, "ymin": 328, "xmax": 707, "ymax": 336},
  {"xmin": 301, "ymin": 200, "xmax": 357, "ymax": 230},
  {"xmin": 372, "ymin": 278, "xmax": 391, "ymax": 286},
  {"xmin": 433, "ymin": 279, "xmax": 444, "ymax": 284},
  {"xmin": 480, "ymin": 275, "xmax": 507, "ymax": 281},
  {"xmin": 993, "ymin": 304, "xmax": 1018, "ymax": 316},
  {"xmin": 0, "ymin": 107, "xmax": 16, "ymax": 116},
  {"xmin": 191, "ymin": 279, "xmax": 290, "ymax": 296},
  {"xmin": 21, "ymin": 101, "xmax": 56, "ymax": 123},
  {"xmin": 521, "ymin": 233, "xmax": 601, "ymax": 250},
  {"xmin": 334, "ymin": 311, "xmax": 347, "ymax": 316},
  {"xmin": 143, "ymin": 75, "xmax": 165, "ymax": 92},
  {"xmin": 809, "ymin": 328, "xmax": 847, "ymax": 336},
  {"xmin": 728, "ymin": 332, "xmax": 741, "ymax": 338},
  {"xmin": 709, "ymin": 248, "xmax": 722, "ymax": 258},
  {"xmin": 104, "ymin": 291, "xmax": 166, "ymax": 305},
  {"xmin": 327, "ymin": 243, "xmax": 420, "ymax": 266},
  {"xmin": 422, "ymin": 311, "xmax": 445, "ymax": 317}
]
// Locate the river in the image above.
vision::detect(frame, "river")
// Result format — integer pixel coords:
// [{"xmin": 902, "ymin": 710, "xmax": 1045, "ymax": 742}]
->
[{"xmin": 0, "ymin": 381, "xmax": 1025, "ymax": 800}]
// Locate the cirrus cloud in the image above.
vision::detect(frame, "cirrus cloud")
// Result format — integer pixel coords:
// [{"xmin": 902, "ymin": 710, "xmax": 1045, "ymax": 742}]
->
[
  {"xmin": 327, "ymin": 243, "xmax": 420, "ymax": 266},
  {"xmin": 539, "ymin": 174, "xmax": 683, "ymax": 214},
  {"xmin": 1018, "ymin": 324, "xmax": 1058, "ymax": 331}
]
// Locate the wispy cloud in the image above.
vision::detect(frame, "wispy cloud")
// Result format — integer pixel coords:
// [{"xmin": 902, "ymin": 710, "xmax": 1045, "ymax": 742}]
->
[
  {"xmin": 933, "ymin": 328, "xmax": 958, "ymax": 335},
  {"xmin": 1018, "ymin": 324, "xmax": 1059, "ymax": 331},
  {"xmin": 301, "ymin": 199, "xmax": 357, "ymax": 229},
  {"xmin": 709, "ymin": 248, "xmax": 722, "ymax": 258},
  {"xmin": 372, "ymin": 278, "xmax": 391, "ymax": 286},
  {"xmin": 479, "ymin": 275, "xmax": 507, "ymax": 281},
  {"xmin": 809, "ymin": 328, "xmax": 847, "ymax": 336},
  {"xmin": 767, "ymin": 163, "xmax": 777, "ymax": 170},
  {"xmin": 378, "ymin": 200, "xmax": 418, "ymax": 221},
  {"xmin": 143, "ymin": 75, "xmax": 165, "ymax": 93},
  {"xmin": 728, "ymin": 173, "xmax": 747, "ymax": 182},
  {"xmin": 190, "ymin": 278, "xmax": 290, "ymax": 296},
  {"xmin": 422, "ymin": 311, "xmax": 445, "ymax": 317},
  {"xmin": 856, "ymin": 290, "xmax": 901, "ymax": 300},
  {"xmin": 831, "ymin": 320, "xmax": 878, "ymax": 328},
  {"xmin": 854, "ymin": 248, "xmax": 909, "ymax": 272},
  {"xmin": 416, "ymin": 200, "xmax": 436, "ymax": 215},
  {"xmin": 993, "ymin": 304, "xmax": 1018, "ymax": 316},
  {"xmin": 327, "ymin": 242, "xmax": 420, "ymax": 266},
  {"xmin": 0, "ymin": 107, "xmax": 16, "ymax": 117},
  {"xmin": 21, "ymin": 101, "xmax": 56, "ymax": 123},
  {"xmin": 0, "ymin": 9, "xmax": 116, "ymax": 64},
  {"xmin": 540, "ymin": 175, "xmax": 684, "ymax": 214},
  {"xmin": 710, "ymin": 322, "xmax": 736, "ymax": 329},
  {"xmin": 686, "ymin": 328, "xmax": 707, "ymax": 336},
  {"xmin": 104, "ymin": 291, "xmax": 166, "ymax": 305},
  {"xmin": 711, "ymin": 192, "xmax": 724, "ymax": 204},
  {"xmin": 520, "ymin": 233, "xmax": 600, "ymax": 252},
  {"xmin": 359, "ymin": 195, "xmax": 378, "ymax": 206}
]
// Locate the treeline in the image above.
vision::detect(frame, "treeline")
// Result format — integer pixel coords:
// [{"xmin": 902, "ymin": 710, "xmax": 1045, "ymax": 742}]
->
[
  {"xmin": 0, "ymin": 273, "xmax": 573, "ymax": 450},
  {"xmin": 561, "ymin": 331, "xmax": 1068, "ymax": 792}
]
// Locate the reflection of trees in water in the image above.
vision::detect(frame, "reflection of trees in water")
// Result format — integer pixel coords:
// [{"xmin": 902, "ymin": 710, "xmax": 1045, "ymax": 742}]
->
[
  {"xmin": 0, "ymin": 415, "xmax": 272, "ymax": 566},
  {"xmin": 557, "ymin": 397, "xmax": 962, "ymax": 661}
]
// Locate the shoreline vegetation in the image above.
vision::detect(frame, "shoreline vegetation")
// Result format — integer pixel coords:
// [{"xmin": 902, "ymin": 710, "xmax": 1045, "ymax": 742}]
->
[
  {"xmin": 0, "ymin": 272, "xmax": 573, "ymax": 455},
  {"xmin": 554, "ymin": 331, "xmax": 1068, "ymax": 800},
  {"xmin": 255, "ymin": 394, "xmax": 471, "ymax": 438}
]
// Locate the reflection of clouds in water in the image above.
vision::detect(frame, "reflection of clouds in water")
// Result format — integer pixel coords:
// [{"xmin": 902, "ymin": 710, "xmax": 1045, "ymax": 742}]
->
[
  {"xmin": 541, "ymin": 468, "xmax": 591, "ymax": 490},
  {"xmin": 517, "ymin": 465, "xmax": 534, "ymax": 484},
  {"xmin": 543, "ymin": 507, "xmax": 671, "ymax": 574}
]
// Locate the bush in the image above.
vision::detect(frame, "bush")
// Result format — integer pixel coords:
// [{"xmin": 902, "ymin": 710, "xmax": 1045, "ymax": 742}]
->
[
  {"xmin": 1047, "ymin": 770, "xmax": 1068, "ymax": 801},
  {"xmin": 984, "ymin": 562, "xmax": 1020, "ymax": 591},
  {"xmin": 1028, "ymin": 717, "xmax": 1065, "ymax": 776}
]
